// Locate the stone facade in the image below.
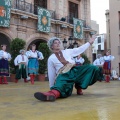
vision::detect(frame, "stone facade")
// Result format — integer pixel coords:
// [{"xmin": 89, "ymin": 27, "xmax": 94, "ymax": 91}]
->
[
  {"xmin": 105, "ymin": 0, "xmax": 120, "ymax": 75},
  {"xmin": 0, "ymin": 0, "xmax": 93, "ymax": 61}
]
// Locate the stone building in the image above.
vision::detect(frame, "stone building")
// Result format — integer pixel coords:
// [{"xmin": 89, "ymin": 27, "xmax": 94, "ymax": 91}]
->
[
  {"xmin": 105, "ymin": 0, "xmax": 120, "ymax": 75},
  {"xmin": 0, "ymin": 0, "xmax": 94, "ymax": 61}
]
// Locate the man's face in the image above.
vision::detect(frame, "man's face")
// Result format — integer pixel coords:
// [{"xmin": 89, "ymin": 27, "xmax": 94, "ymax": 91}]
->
[
  {"xmin": 21, "ymin": 51, "xmax": 24, "ymax": 55},
  {"xmin": 51, "ymin": 40, "xmax": 61, "ymax": 50}
]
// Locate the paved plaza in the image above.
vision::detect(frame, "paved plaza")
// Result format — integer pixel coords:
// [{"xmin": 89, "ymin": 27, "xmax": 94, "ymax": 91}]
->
[{"xmin": 0, "ymin": 80, "xmax": 120, "ymax": 120}]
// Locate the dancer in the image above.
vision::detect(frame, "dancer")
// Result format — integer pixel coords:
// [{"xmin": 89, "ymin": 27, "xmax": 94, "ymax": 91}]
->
[
  {"xmin": 0, "ymin": 44, "xmax": 11, "ymax": 84},
  {"xmin": 34, "ymin": 36, "xmax": 100, "ymax": 102},
  {"xmin": 102, "ymin": 50, "xmax": 115, "ymax": 82},
  {"xmin": 93, "ymin": 54, "xmax": 104, "ymax": 82},
  {"xmin": 74, "ymin": 54, "xmax": 85, "ymax": 66},
  {"xmin": 14, "ymin": 49, "xmax": 28, "ymax": 83},
  {"xmin": 26, "ymin": 44, "xmax": 44, "ymax": 84}
]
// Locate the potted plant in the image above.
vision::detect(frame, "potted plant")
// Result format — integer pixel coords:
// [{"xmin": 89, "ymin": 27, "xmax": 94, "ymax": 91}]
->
[
  {"xmin": 38, "ymin": 43, "xmax": 51, "ymax": 81},
  {"xmin": 10, "ymin": 38, "xmax": 26, "ymax": 82},
  {"xmin": 81, "ymin": 54, "xmax": 91, "ymax": 65}
]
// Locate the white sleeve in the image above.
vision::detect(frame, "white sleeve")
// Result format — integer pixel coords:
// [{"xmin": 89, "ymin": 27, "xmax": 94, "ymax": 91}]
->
[
  {"xmin": 110, "ymin": 55, "xmax": 115, "ymax": 61},
  {"xmin": 14, "ymin": 56, "xmax": 18, "ymax": 66},
  {"xmin": 68, "ymin": 42, "xmax": 90, "ymax": 57},
  {"xmin": 38, "ymin": 51, "xmax": 44, "ymax": 59},
  {"xmin": 26, "ymin": 56, "xmax": 28, "ymax": 65},
  {"xmin": 0, "ymin": 50, "xmax": 3, "ymax": 59},
  {"xmin": 8, "ymin": 53, "xmax": 11, "ymax": 60},
  {"xmin": 93, "ymin": 60, "xmax": 97, "ymax": 65},
  {"xmin": 26, "ymin": 51, "xmax": 31, "ymax": 58},
  {"xmin": 48, "ymin": 58, "xmax": 56, "ymax": 88},
  {"xmin": 81, "ymin": 58, "xmax": 85, "ymax": 64}
]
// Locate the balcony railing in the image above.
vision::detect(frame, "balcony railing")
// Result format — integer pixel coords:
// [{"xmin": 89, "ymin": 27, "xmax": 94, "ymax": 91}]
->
[
  {"xmin": 12, "ymin": 0, "xmax": 56, "ymax": 19},
  {"xmin": 62, "ymin": 16, "xmax": 91, "ymax": 29}
]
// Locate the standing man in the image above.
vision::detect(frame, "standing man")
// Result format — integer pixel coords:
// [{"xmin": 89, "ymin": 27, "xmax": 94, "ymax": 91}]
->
[
  {"xmin": 0, "ymin": 44, "xmax": 11, "ymax": 84},
  {"xmin": 26, "ymin": 44, "xmax": 44, "ymax": 84},
  {"xmin": 14, "ymin": 49, "xmax": 28, "ymax": 83},
  {"xmin": 34, "ymin": 36, "xmax": 100, "ymax": 102},
  {"xmin": 93, "ymin": 54, "xmax": 104, "ymax": 82}
]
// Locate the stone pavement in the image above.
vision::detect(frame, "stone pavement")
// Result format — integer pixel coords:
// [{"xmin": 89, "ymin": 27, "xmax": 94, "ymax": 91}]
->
[{"xmin": 0, "ymin": 80, "xmax": 120, "ymax": 120}]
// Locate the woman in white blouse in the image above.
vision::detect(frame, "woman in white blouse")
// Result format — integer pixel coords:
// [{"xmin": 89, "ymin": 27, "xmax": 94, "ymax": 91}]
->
[
  {"xmin": 75, "ymin": 54, "xmax": 85, "ymax": 66},
  {"xmin": 0, "ymin": 44, "xmax": 11, "ymax": 84},
  {"xmin": 14, "ymin": 49, "xmax": 28, "ymax": 83},
  {"xmin": 26, "ymin": 44, "xmax": 44, "ymax": 84},
  {"xmin": 102, "ymin": 50, "xmax": 115, "ymax": 82},
  {"xmin": 34, "ymin": 36, "xmax": 100, "ymax": 102}
]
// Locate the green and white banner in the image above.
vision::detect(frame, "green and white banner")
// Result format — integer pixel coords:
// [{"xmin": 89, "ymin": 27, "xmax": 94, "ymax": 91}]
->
[
  {"xmin": 73, "ymin": 18, "xmax": 83, "ymax": 39},
  {"xmin": 37, "ymin": 7, "xmax": 51, "ymax": 33},
  {"xmin": 0, "ymin": 0, "xmax": 11, "ymax": 27}
]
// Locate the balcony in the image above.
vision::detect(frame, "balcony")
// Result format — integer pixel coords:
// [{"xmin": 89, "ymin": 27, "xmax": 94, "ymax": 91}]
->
[{"xmin": 11, "ymin": 0, "xmax": 55, "ymax": 19}]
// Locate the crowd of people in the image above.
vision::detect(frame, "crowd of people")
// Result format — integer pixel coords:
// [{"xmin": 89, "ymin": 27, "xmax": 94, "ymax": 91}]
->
[{"xmin": 0, "ymin": 44, "xmax": 44, "ymax": 84}]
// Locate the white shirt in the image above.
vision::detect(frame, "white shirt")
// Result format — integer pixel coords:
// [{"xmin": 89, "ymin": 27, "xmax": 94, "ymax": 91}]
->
[
  {"xmin": 93, "ymin": 58, "xmax": 104, "ymax": 66},
  {"xmin": 0, "ymin": 50, "xmax": 11, "ymax": 60},
  {"xmin": 102, "ymin": 55, "xmax": 115, "ymax": 61},
  {"xmin": 26, "ymin": 50, "xmax": 44, "ymax": 59},
  {"xmin": 75, "ymin": 57, "xmax": 85, "ymax": 64},
  {"xmin": 48, "ymin": 42, "xmax": 90, "ymax": 88},
  {"xmin": 14, "ymin": 55, "xmax": 28, "ymax": 66}
]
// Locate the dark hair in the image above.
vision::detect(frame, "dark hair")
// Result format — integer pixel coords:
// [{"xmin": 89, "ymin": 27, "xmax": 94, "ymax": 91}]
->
[
  {"xmin": 30, "ymin": 44, "xmax": 36, "ymax": 50},
  {"xmin": 1, "ymin": 44, "xmax": 7, "ymax": 48}
]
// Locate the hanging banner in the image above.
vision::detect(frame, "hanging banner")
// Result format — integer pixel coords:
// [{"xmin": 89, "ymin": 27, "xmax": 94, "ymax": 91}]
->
[
  {"xmin": 0, "ymin": 0, "xmax": 11, "ymax": 27},
  {"xmin": 73, "ymin": 18, "xmax": 83, "ymax": 39},
  {"xmin": 37, "ymin": 7, "xmax": 51, "ymax": 33}
]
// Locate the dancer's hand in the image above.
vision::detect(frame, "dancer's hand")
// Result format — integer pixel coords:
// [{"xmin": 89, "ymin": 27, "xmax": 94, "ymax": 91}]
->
[{"xmin": 89, "ymin": 35, "xmax": 96, "ymax": 45}]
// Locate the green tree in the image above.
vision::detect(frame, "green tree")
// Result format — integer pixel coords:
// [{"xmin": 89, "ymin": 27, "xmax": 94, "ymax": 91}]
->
[
  {"xmin": 10, "ymin": 38, "xmax": 26, "ymax": 74},
  {"xmin": 38, "ymin": 43, "xmax": 51, "ymax": 74}
]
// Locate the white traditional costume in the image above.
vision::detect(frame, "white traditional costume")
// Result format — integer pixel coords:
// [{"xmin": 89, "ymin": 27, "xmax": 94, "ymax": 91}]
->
[
  {"xmin": 14, "ymin": 50, "xmax": 28, "ymax": 83},
  {"xmin": 0, "ymin": 46, "xmax": 11, "ymax": 84},
  {"xmin": 34, "ymin": 37, "xmax": 100, "ymax": 101}
]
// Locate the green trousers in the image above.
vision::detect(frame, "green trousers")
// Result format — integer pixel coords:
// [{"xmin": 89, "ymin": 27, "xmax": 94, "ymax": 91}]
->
[
  {"xmin": 51, "ymin": 64, "xmax": 100, "ymax": 98},
  {"xmin": 15, "ymin": 64, "xmax": 27, "ymax": 79}
]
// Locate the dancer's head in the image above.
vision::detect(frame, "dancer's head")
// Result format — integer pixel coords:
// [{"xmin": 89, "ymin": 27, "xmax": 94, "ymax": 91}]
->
[
  {"xmin": 97, "ymin": 54, "xmax": 102, "ymax": 59},
  {"xmin": 47, "ymin": 37, "xmax": 62, "ymax": 51},
  {"xmin": 106, "ymin": 50, "xmax": 110, "ymax": 56},
  {"xmin": 19, "ymin": 49, "xmax": 25, "ymax": 55},
  {"xmin": 1, "ymin": 44, "xmax": 7, "ymax": 51},
  {"xmin": 77, "ymin": 54, "xmax": 81, "ymax": 59},
  {"xmin": 30, "ymin": 44, "xmax": 36, "ymax": 51}
]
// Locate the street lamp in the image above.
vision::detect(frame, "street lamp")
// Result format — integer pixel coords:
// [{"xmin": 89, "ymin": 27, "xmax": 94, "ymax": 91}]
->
[
  {"xmin": 62, "ymin": 38, "xmax": 67, "ymax": 49},
  {"xmin": 73, "ymin": 41, "xmax": 78, "ymax": 48},
  {"xmin": 63, "ymin": 36, "xmax": 79, "ymax": 49}
]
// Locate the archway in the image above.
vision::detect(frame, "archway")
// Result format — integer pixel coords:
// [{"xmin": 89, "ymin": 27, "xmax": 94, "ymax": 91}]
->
[
  {"xmin": 27, "ymin": 39, "xmax": 47, "ymax": 50},
  {"xmin": 0, "ymin": 33, "xmax": 11, "ymax": 52}
]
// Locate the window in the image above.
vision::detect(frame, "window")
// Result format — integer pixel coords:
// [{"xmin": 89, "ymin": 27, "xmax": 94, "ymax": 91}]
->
[
  {"xmin": 98, "ymin": 45, "xmax": 101, "ymax": 50},
  {"xmin": 69, "ymin": 1, "xmax": 78, "ymax": 24},
  {"xmin": 34, "ymin": 0, "xmax": 47, "ymax": 14},
  {"xmin": 98, "ymin": 37, "xmax": 101, "ymax": 43}
]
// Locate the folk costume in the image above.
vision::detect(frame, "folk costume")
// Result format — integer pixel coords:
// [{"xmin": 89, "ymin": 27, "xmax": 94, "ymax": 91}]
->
[
  {"xmin": 0, "ymin": 44, "xmax": 11, "ymax": 84},
  {"xmin": 14, "ymin": 50, "xmax": 28, "ymax": 83},
  {"xmin": 26, "ymin": 46, "xmax": 44, "ymax": 84},
  {"xmin": 102, "ymin": 53, "xmax": 114, "ymax": 82},
  {"xmin": 34, "ymin": 37, "xmax": 100, "ymax": 102},
  {"xmin": 75, "ymin": 56, "xmax": 85, "ymax": 66},
  {"xmin": 93, "ymin": 54, "xmax": 104, "ymax": 81}
]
